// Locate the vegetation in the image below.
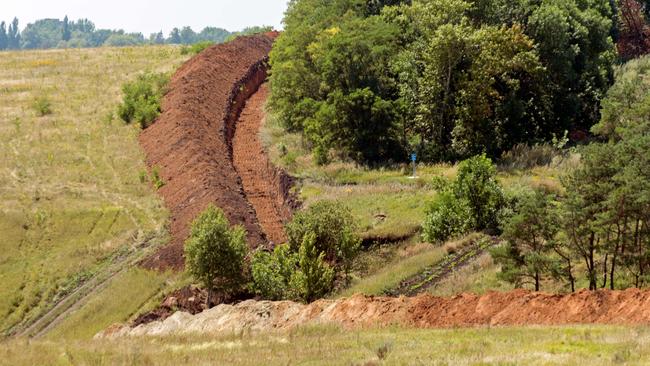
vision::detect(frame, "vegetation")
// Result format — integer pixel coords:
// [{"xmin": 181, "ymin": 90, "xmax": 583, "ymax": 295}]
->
[
  {"xmin": 286, "ymin": 201, "xmax": 361, "ymax": 272},
  {"xmin": 269, "ymin": 0, "xmax": 617, "ymax": 164},
  {"xmin": 184, "ymin": 205, "xmax": 248, "ymax": 303},
  {"xmin": 117, "ymin": 72, "xmax": 169, "ymax": 128},
  {"xmin": 492, "ymin": 55, "xmax": 650, "ymax": 292},
  {"xmin": 423, "ymin": 154, "xmax": 504, "ymax": 243},
  {"xmin": 0, "ymin": 16, "xmax": 263, "ymax": 50},
  {"xmin": 252, "ymin": 201, "xmax": 359, "ymax": 302},
  {"xmin": 3, "ymin": 325, "xmax": 650, "ymax": 365},
  {"xmin": 0, "ymin": 45, "xmax": 187, "ymax": 336}
]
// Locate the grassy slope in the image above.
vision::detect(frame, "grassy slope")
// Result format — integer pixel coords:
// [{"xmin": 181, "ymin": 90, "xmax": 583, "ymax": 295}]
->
[
  {"xmin": 262, "ymin": 109, "xmax": 569, "ymax": 298},
  {"xmin": 0, "ymin": 46, "xmax": 189, "ymax": 335},
  {"xmin": 3, "ymin": 325, "xmax": 650, "ymax": 365}
]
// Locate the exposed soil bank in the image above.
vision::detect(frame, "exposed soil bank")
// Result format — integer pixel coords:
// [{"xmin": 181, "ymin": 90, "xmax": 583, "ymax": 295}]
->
[
  {"xmin": 232, "ymin": 84, "xmax": 295, "ymax": 245},
  {"xmin": 139, "ymin": 33, "xmax": 295, "ymax": 270},
  {"xmin": 100, "ymin": 288, "xmax": 650, "ymax": 337}
]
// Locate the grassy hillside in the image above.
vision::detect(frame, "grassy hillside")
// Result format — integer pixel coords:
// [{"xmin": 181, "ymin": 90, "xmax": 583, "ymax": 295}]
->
[{"xmin": 0, "ymin": 46, "xmax": 189, "ymax": 335}]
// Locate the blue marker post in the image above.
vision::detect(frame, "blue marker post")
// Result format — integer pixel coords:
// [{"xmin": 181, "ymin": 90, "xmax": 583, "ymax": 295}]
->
[{"xmin": 411, "ymin": 153, "xmax": 417, "ymax": 178}]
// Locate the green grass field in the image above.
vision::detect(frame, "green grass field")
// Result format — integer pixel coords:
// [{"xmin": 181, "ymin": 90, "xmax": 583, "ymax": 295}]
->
[
  {"xmin": 2, "ymin": 324, "xmax": 650, "ymax": 365},
  {"xmin": 0, "ymin": 46, "xmax": 189, "ymax": 335}
]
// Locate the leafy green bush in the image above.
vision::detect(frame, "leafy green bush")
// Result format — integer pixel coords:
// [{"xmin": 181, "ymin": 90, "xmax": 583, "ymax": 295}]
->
[
  {"xmin": 32, "ymin": 96, "xmax": 52, "ymax": 116},
  {"xmin": 251, "ymin": 234, "xmax": 335, "ymax": 303},
  {"xmin": 251, "ymin": 244, "xmax": 297, "ymax": 301},
  {"xmin": 292, "ymin": 232, "xmax": 335, "ymax": 302},
  {"xmin": 285, "ymin": 201, "xmax": 360, "ymax": 273},
  {"xmin": 185, "ymin": 205, "xmax": 248, "ymax": 303},
  {"xmin": 453, "ymin": 154, "xmax": 504, "ymax": 231},
  {"xmin": 422, "ymin": 191, "xmax": 471, "ymax": 243},
  {"xmin": 423, "ymin": 154, "xmax": 504, "ymax": 243},
  {"xmin": 180, "ymin": 41, "xmax": 214, "ymax": 55},
  {"xmin": 117, "ymin": 72, "xmax": 169, "ymax": 129}
]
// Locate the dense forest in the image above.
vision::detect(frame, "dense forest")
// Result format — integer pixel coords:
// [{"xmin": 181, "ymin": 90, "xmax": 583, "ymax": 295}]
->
[
  {"xmin": 269, "ymin": 0, "xmax": 650, "ymax": 164},
  {"xmin": 0, "ymin": 16, "xmax": 271, "ymax": 50}
]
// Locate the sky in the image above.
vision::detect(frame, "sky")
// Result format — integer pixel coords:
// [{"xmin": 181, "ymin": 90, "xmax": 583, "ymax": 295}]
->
[{"xmin": 2, "ymin": 0, "xmax": 289, "ymax": 35}]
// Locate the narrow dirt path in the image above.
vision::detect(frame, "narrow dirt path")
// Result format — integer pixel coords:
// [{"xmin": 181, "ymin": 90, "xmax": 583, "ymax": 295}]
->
[
  {"xmin": 232, "ymin": 84, "xmax": 287, "ymax": 245},
  {"xmin": 384, "ymin": 237, "xmax": 498, "ymax": 297}
]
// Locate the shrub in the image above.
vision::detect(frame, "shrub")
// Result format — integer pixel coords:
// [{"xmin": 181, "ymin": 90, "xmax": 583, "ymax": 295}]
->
[
  {"xmin": 423, "ymin": 154, "xmax": 504, "ymax": 243},
  {"xmin": 251, "ymin": 234, "xmax": 335, "ymax": 302},
  {"xmin": 453, "ymin": 154, "xmax": 504, "ymax": 231},
  {"xmin": 285, "ymin": 201, "xmax": 360, "ymax": 273},
  {"xmin": 117, "ymin": 72, "xmax": 169, "ymax": 129},
  {"xmin": 251, "ymin": 244, "xmax": 297, "ymax": 300},
  {"xmin": 180, "ymin": 41, "xmax": 214, "ymax": 55},
  {"xmin": 422, "ymin": 191, "xmax": 471, "ymax": 243},
  {"xmin": 291, "ymin": 232, "xmax": 335, "ymax": 302},
  {"xmin": 184, "ymin": 205, "xmax": 248, "ymax": 304},
  {"xmin": 32, "ymin": 96, "xmax": 52, "ymax": 116}
]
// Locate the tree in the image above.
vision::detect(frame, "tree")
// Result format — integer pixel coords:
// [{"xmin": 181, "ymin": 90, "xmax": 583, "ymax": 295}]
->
[
  {"xmin": 285, "ymin": 200, "xmax": 360, "ymax": 274},
  {"xmin": 168, "ymin": 28, "xmax": 182, "ymax": 44},
  {"xmin": 492, "ymin": 190, "xmax": 558, "ymax": 291},
  {"xmin": 62, "ymin": 15, "xmax": 71, "ymax": 41},
  {"xmin": 8, "ymin": 17, "xmax": 20, "ymax": 49},
  {"xmin": 180, "ymin": 26, "xmax": 196, "ymax": 44},
  {"xmin": 184, "ymin": 205, "xmax": 248, "ymax": 305},
  {"xmin": 617, "ymin": 0, "xmax": 650, "ymax": 59},
  {"xmin": 0, "ymin": 22, "xmax": 7, "ymax": 50},
  {"xmin": 149, "ymin": 31, "xmax": 165, "ymax": 44}
]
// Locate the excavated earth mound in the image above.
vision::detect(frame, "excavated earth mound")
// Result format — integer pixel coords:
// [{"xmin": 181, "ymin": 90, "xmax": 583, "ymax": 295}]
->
[
  {"xmin": 100, "ymin": 289, "xmax": 650, "ymax": 338},
  {"xmin": 140, "ymin": 33, "xmax": 296, "ymax": 270}
]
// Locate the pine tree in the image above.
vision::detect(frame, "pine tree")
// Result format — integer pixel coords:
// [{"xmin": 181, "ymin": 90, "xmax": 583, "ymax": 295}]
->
[
  {"xmin": 62, "ymin": 15, "xmax": 71, "ymax": 41},
  {"xmin": 0, "ymin": 22, "xmax": 7, "ymax": 50}
]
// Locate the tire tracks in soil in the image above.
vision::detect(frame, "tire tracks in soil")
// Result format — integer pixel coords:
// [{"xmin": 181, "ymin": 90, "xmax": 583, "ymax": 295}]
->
[{"xmin": 384, "ymin": 237, "xmax": 498, "ymax": 297}]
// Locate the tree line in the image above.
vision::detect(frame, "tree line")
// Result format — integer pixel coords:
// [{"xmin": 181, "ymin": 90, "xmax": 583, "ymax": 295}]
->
[
  {"xmin": 0, "ymin": 16, "xmax": 271, "ymax": 50},
  {"xmin": 269, "ymin": 0, "xmax": 650, "ymax": 165}
]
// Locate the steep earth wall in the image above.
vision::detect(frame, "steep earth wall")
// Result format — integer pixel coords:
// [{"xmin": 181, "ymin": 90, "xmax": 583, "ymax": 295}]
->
[{"xmin": 139, "ymin": 33, "xmax": 295, "ymax": 270}]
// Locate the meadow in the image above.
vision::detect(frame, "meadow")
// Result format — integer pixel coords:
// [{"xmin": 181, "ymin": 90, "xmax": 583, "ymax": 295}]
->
[
  {"xmin": 2, "ymin": 324, "xmax": 649, "ymax": 365},
  {"xmin": 0, "ymin": 46, "xmax": 189, "ymax": 336}
]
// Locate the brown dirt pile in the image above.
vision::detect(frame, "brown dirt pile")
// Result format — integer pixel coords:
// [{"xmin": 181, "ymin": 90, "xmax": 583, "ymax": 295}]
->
[
  {"xmin": 99, "ymin": 289, "xmax": 650, "ymax": 338},
  {"xmin": 139, "ymin": 33, "xmax": 295, "ymax": 270}
]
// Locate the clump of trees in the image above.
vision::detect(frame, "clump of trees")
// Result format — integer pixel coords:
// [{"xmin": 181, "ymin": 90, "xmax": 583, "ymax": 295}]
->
[
  {"xmin": 117, "ymin": 72, "xmax": 169, "ymax": 129},
  {"xmin": 252, "ymin": 201, "xmax": 361, "ymax": 302},
  {"xmin": 269, "ymin": 0, "xmax": 618, "ymax": 164},
  {"xmin": 185, "ymin": 201, "xmax": 360, "ymax": 304},
  {"xmin": 492, "ymin": 56, "xmax": 650, "ymax": 291}
]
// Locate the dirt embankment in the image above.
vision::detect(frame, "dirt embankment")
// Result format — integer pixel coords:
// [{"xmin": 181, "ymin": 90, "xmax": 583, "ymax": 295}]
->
[
  {"xmin": 139, "ymin": 33, "xmax": 296, "ymax": 270},
  {"xmin": 99, "ymin": 288, "xmax": 650, "ymax": 338}
]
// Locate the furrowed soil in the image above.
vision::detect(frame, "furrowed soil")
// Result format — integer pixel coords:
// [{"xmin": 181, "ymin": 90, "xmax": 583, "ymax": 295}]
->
[
  {"xmin": 101, "ymin": 289, "xmax": 650, "ymax": 337},
  {"xmin": 139, "ymin": 33, "xmax": 295, "ymax": 270}
]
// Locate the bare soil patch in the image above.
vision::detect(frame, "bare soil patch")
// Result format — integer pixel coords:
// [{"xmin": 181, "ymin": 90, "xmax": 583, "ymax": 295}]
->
[{"xmin": 101, "ymin": 288, "xmax": 650, "ymax": 337}]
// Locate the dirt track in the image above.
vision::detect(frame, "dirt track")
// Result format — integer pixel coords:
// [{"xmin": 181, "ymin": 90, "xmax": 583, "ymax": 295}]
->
[
  {"xmin": 139, "ymin": 34, "xmax": 296, "ymax": 270},
  {"xmin": 100, "ymin": 288, "xmax": 650, "ymax": 337}
]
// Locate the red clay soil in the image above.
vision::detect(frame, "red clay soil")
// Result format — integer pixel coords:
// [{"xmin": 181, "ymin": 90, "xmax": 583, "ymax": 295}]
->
[
  {"xmin": 102, "ymin": 289, "xmax": 650, "ymax": 337},
  {"xmin": 232, "ymin": 84, "xmax": 292, "ymax": 245},
  {"xmin": 139, "ymin": 33, "xmax": 296, "ymax": 270}
]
